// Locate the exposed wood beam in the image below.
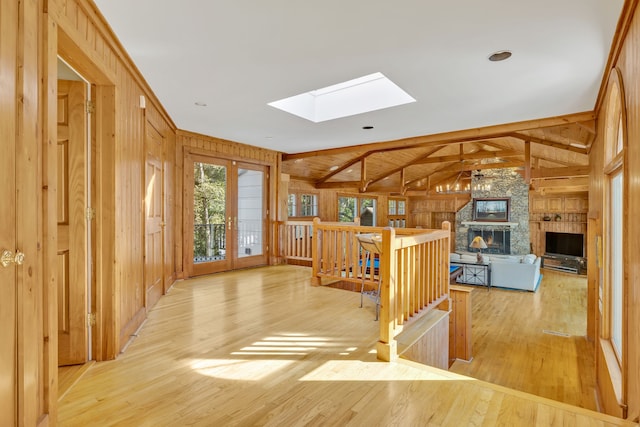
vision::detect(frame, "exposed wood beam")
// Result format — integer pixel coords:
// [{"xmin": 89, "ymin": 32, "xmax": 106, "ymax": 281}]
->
[
  {"xmin": 530, "ymin": 166, "xmax": 590, "ymax": 179},
  {"xmin": 524, "ymin": 141, "xmax": 531, "ymax": 184},
  {"xmin": 406, "ymin": 160, "xmax": 523, "ymax": 191},
  {"xmin": 367, "ymin": 146, "xmax": 445, "ymax": 187},
  {"xmin": 509, "ymin": 132, "xmax": 588, "ymax": 154},
  {"xmin": 404, "ymin": 163, "xmax": 455, "ymax": 189},
  {"xmin": 531, "ymin": 178, "xmax": 589, "ymax": 192},
  {"xmin": 316, "ymin": 181, "xmax": 360, "ymax": 189},
  {"xmin": 576, "ymin": 120, "xmax": 596, "ymax": 135},
  {"xmin": 283, "ymin": 111, "xmax": 595, "ymax": 159},
  {"xmin": 360, "ymin": 157, "xmax": 371, "ymax": 192},
  {"xmin": 524, "ymin": 129, "xmax": 591, "ymax": 149},
  {"xmin": 413, "ymin": 149, "xmax": 521, "ymax": 165},
  {"xmin": 464, "ymin": 161, "xmax": 524, "ymax": 172},
  {"xmin": 530, "ymin": 156, "xmax": 575, "ymax": 167},
  {"xmin": 315, "ymin": 152, "xmax": 371, "ymax": 184},
  {"xmin": 477, "ymin": 141, "xmax": 578, "ymax": 167}
]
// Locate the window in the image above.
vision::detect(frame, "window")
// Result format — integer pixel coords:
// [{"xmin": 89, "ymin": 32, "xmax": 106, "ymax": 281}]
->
[
  {"xmin": 300, "ymin": 194, "xmax": 318, "ymax": 217},
  {"xmin": 287, "ymin": 193, "xmax": 318, "ymax": 217},
  {"xmin": 287, "ymin": 194, "xmax": 296, "ymax": 217},
  {"xmin": 388, "ymin": 197, "xmax": 407, "ymax": 228},
  {"xmin": 338, "ymin": 195, "xmax": 376, "ymax": 225},
  {"xmin": 609, "ymin": 170, "xmax": 623, "ymax": 357},
  {"xmin": 601, "ymin": 68, "xmax": 626, "ymax": 374}
]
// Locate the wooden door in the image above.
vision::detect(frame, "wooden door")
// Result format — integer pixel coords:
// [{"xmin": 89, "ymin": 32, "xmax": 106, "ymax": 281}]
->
[
  {"xmin": 185, "ymin": 155, "xmax": 269, "ymax": 276},
  {"xmin": 234, "ymin": 162, "xmax": 268, "ymax": 269},
  {"xmin": 0, "ymin": 72, "xmax": 17, "ymax": 427},
  {"xmin": 144, "ymin": 121, "xmax": 164, "ymax": 308},
  {"xmin": 187, "ymin": 155, "xmax": 233, "ymax": 276},
  {"xmin": 57, "ymin": 80, "xmax": 88, "ymax": 366}
]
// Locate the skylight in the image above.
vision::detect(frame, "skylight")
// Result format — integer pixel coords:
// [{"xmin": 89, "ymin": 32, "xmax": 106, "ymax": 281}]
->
[{"xmin": 268, "ymin": 72, "xmax": 416, "ymax": 123}]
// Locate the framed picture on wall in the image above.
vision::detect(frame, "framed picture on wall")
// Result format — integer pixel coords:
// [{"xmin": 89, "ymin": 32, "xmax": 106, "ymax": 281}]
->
[{"xmin": 473, "ymin": 198, "xmax": 510, "ymax": 222}]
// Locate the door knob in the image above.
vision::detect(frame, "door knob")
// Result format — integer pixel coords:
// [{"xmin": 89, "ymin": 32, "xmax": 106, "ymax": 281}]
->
[{"xmin": 1, "ymin": 250, "xmax": 25, "ymax": 268}]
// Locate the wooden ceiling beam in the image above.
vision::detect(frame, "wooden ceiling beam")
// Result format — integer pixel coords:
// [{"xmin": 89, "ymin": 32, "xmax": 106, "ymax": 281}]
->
[
  {"xmin": 413, "ymin": 149, "xmax": 521, "ymax": 165},
  {"xmin": 524, "ymin": 141, "xmax": 531, "ymax": 184},
  {"xmin": 367, "ymin": 146, "xmax": 446, "ymax": 187},
  {"xmin": 463, "ymin": 160, "xmax": 524, "ymax": 172},
  {"xmin": 530, "ymin": 166, "xmax": 590, "ymax": 179},
  {"xmin": 576, "ymin": 120, "xmax": 596, "ymax": 135},
  {"xmin": 315, "ymin": 151, "xmax": 372, "ymax": 184},
  {"xmin": 315, "ymin": 181, "xmax": 360, "ymax": 189},
  {"xmin": 509, "ymin": 132, "xmax": 588, "ymax": 154},
  {"xmin": 283, "ymin": 111, "xmax": 595, "ymax": 159},
  {"xmin": 531, "ymin": 177, "xmax": 589, "ymax": 189}
]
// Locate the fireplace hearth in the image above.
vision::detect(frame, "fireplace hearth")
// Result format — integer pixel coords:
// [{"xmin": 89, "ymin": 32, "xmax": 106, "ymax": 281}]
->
[{"xmin": 468, "ymin": 229, "xmax": 511, "ymax": 255}]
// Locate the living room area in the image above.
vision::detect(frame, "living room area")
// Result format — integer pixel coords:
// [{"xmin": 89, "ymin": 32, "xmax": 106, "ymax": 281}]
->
[{"xmin": 409, "ymin": 165, "xmax": 588, "ymax": 292}]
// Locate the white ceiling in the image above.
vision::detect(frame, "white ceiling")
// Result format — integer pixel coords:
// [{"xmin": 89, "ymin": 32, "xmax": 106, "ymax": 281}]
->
[{"xmin": 93, "ymin": 0, "xmax": 624, "ymax": 154}]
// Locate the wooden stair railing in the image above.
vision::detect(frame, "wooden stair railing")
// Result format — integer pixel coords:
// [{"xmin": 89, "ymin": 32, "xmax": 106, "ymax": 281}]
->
[{"xmin": 311, "ymin": 219, "xmax": 451, "ymax": 362}]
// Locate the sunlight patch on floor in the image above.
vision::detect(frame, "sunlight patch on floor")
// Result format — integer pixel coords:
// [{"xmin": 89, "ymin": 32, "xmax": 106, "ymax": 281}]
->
[
  {"xmin": 299, "ymin": 360, "xmax": 476, "ymax": 382},
  {"xmin": 190, "ymin": 358, "xmax": 294, "ymax": 380}
]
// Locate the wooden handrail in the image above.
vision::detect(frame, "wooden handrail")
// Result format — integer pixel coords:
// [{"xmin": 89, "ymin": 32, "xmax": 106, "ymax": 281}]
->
[{"xmin": 311, "ymin": 219, "xmax": 451, "ymax": 361}]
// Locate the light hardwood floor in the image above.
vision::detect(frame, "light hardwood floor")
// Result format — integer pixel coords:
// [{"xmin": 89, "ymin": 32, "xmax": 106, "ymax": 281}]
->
[
  {"xmin": 449, "ymin": 269, "xmax": 596, "ymax": 410},
  {"xmin": 58, "ymin": 265, "xmax": 634, "ymax": 426}
]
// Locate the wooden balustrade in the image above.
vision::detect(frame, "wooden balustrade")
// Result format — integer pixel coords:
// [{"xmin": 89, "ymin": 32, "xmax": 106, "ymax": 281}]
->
[
  {"xmin": 311, "ymin": 218, "xmax": 452, "ymax": 361},
  {"xmin": 281, "ymin": 220, "xmax": 315, "ymax": 264}
]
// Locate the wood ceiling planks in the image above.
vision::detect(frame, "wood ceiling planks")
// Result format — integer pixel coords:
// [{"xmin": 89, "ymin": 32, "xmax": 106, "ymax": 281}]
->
[{"xmin": 282, "ymin": 115, "xmax": 593, "ymax": 194}]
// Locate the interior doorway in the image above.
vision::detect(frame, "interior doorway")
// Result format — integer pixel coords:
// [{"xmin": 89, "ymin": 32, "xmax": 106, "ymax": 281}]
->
[
  {"xmin": 185, "ymin": 153, "xmax": 269, "ymax": 276},
  {"xmin": 56, "ymin": 58, "xmax": 94, "ymax": 369}
]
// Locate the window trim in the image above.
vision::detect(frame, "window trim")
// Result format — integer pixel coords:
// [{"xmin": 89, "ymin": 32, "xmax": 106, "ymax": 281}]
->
[
  {"xmin": 600, "ymin": 66, "xmax": 628, "ymax": 409},
  {"xmin": 287, "ymin": 192, "xmax": 319, "ymax": 218},
  {"xmin": 337, "ymin": 193, "xmax": 378, "ymax": 225}
]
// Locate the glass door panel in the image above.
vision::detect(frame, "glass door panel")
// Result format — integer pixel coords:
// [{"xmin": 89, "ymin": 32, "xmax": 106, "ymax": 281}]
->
[
  {"xmin": 186, "ymin": 155, "xmax": 268, "ymax": 276},
  {"xmin": 190, "ymin": 156, "xmax": 232, "ymax": 276},
  {"xmin": 234, "ymin": 163, "xmax": 268, "ymax": 268},
  {"xmin": 237, "ymin": 168, "xmax": 263, "ymax": 258}
]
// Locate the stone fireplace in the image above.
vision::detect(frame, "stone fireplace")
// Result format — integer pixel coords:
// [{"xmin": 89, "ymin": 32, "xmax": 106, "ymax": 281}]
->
[
  {"xmin": 467, "ymin": 228, "xmax": 511, "ymax": 254},
  {"xmin": 455, "ymin": 167, "xmax": 530, "ymax": 255}
]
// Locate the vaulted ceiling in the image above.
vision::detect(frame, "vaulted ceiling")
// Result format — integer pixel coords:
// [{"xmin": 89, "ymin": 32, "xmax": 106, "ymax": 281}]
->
[{"xmin": 283, "ymin": 113, "xmax": 593, "ymax": 194}]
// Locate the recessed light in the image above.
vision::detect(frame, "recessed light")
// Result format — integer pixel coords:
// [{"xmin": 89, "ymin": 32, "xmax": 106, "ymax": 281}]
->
[
  {"xmin": 294, "ymin": 159, "xmax": 303, "ymax": 163},
  {"xmin": 346, "ymin": 169, "xmax": 353, "ymax": 173},
  {"xmin": 488, "ymin": 50, "xmax": 512, "ymax": 62},
  {"xmin": 362, "ymin": 126, "xmax": 374, "ymax": 130},
  {"xmin": 329, "ymin": 165, "xmax": 339, "ymax": 171},
  {"xmin": 194, "ymin": 102, "xmax": 208, "ymax": 107}
]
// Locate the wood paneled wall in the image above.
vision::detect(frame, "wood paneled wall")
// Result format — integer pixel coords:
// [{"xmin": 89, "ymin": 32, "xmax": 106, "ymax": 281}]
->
[
  {"xmin": 407, "ymin": 196, "xmax": 469, "ymax": 228},
  {"xmin": 0, "ymin": 0, "xmax": 56, "ymax": 424},
  {"xmin": 590, "ymin": 0, "xmax": 640, "ymax": 421},
  {"xmin": 528, "ymin": 193, "xmax": 588, "ymax": 255},
  {"xmin": 53, "ymin": 0, "xmax": 178, "ymax": 360}
]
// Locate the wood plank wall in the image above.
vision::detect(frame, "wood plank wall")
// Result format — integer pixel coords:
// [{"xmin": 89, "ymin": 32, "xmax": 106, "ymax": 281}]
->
[
  {"xmin": 528, "ymin": 193, "xmax": 588, "ymax": 255},
  {"xmin": 53, "ymin": 0, "xmax": 177, "ymax": 359},
  {"xmin": 590, "ymin": 0, "xmax": 640, "ymax": 421}
]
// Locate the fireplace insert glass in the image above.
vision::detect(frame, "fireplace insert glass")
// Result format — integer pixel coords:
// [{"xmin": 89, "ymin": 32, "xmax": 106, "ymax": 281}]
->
[{"xmin": 545, "ymin": 232, "xmax": 584, "ymax": 257}]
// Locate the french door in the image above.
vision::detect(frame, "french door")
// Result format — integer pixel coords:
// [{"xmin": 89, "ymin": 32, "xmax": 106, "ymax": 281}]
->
[{"xmin": 186, "ymin": 153, "xmax": 268, "ymax": 276}]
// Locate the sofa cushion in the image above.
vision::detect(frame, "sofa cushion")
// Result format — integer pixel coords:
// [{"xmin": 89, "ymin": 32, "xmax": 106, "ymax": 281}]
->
[
  {"xmin": 491, "ymin": 257, "xmax": 520, "ymax": 264},
  {"xmin": 460, "ymin": 254, "xmax": 477, "ymax": 263}
]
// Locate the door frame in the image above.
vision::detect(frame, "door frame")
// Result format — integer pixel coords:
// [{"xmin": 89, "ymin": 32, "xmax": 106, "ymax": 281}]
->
[
  {"xmin": 183, "ymin": 148, "xmax": 271, "ymax": 277},
  {"xmin": 58, "ymin": 29, "xmax": 118, "ymax": 361}
]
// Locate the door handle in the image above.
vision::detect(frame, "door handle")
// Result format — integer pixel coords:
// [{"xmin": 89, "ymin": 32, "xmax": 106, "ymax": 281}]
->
[{"xmin": 1, "ymin": 249, "xmax": 25, "ymax": 268}]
